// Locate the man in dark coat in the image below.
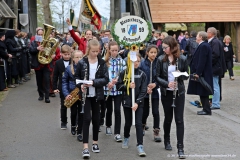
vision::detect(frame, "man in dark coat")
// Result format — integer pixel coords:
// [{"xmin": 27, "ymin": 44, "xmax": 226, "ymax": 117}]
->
[{"xmin": 187, "ymin": 31, "xmax": 213, "ymax": 115}]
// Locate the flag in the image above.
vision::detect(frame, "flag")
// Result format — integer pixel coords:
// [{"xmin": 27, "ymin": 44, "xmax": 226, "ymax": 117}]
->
[
  {"xmin": 79, "ymin": 0, "xmax": 102, "ymax": 30},
  {"xmin": 70, "ymin": 9, "xmax": 78, "ymax": 30}
]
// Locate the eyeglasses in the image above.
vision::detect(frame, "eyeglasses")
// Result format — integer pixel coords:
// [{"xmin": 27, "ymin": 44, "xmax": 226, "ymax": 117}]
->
[{"xmin": 162, "ymin": 46, "xmax": 169, "ymax": 50}]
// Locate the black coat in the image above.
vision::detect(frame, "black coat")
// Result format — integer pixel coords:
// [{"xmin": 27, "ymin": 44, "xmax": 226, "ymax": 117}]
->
[
  {"xmin": 223, "ymin": 43, "xmax": 234, "ymax": 68},
  {"xmin": 53, "ymin": 58, "xmax": 71, "ymax": 98},
  {"xmin": 75, "ymin": 56, "xmax": 108, "ymax": 101},
  {"xmin": 156, "ymin": 55, "xmax": 189, "ymax": 96},
  {"xmin": 5, "ymin": 30, "xmax": 21, "ymax": 57},
  {"xmin": 187, "ymin": 42, "xmax": 213, "ymax": 96},
  {"xmin": 0, "ymin": 41, "xmax": 9, "ymax": 60},
  {"xmin": 208, "ymin": 37, "xmax": 226, "ymax": 76},
  {"xmin": 29, "ymin": 41, "xmax": 40, "ymax": 69},
  {"xmin": 116, "ymin": 68, "xmax": 147, "ymax": 108}
]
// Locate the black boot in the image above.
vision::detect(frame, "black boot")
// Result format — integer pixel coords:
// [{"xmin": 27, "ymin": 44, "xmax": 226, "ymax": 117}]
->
[
  {"xmin": 164, "ymin": 136, "xmax": 172, "ymax": 150},
  {"xmin": 177, "ymin": 144, "xmax": 186, "ymax": 159},
  {"xmin": 71, "ymin": 126, "xmax": 76, "ymax": 135}
]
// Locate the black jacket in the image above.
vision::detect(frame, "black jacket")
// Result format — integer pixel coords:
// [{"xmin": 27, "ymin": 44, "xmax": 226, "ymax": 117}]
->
[
  {"xmin": 139, "ymin": 58, "xmax": 159, "ymax": 99},
  {"xmin": 5, "ymin": 30, "xmax": 21, "ymax": 57},
  {"xmin": 208, "ymin": 37, "xmax": 226, "ymax": 76},
  {"xmin": 156, "ymin": 55, "xmax": 189, "ymax": 96},
  {"xmin": 29, "ymin": 41, "xmax": 40, "ymax": 69},
  {"xmin": 0, "ymin": 41, "xmax": 9, "ymax": 60},
  {"xmin": 75, "ymin": 56, "xmax": 108, "ymax": 101},
  {"xmin": 53, "ymin": 58, "xmax": 71, "ymax": 97},
  {"xmin": 116, "ymin": 68, "xmax": 147, "ymax": 108}
]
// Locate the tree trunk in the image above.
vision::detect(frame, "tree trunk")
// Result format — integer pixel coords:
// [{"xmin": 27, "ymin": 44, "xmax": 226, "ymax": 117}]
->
[{"xmin": 41, "ymin": 0, "xmax": 53, "ymax": 25}]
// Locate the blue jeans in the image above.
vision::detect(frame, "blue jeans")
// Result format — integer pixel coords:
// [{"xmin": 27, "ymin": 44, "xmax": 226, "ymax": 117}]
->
[{"xmin": 212, "ymin": 76, "xmax": 220, "ymax": 108}]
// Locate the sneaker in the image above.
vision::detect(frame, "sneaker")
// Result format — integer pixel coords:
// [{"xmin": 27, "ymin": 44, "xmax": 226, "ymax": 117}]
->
[
  {"xmin": 122, "ymin": 137, "xmax": 129, "ymax": 149},
  {"xmin": 230, "ymin": 76, "xmax": 235, "ymax": 80},
  {"xmin": 153, "ymin": 128, "xmax": 162, "ymax": 142},
  {"xmin": 71, "ymin": 126, "xmax": 76, "ymax": 135},
  {"xmin": 114, "ymin": 134, "xmax": 122, "ymax": 142},
  {"xmin": 137, "ymin": 145, "xmax": 146, "ymax": 157},
  {"xmin": 106, "ymin": 127, "xmax": 112, "ymax": 135},
  {"xmin": 61, "ymin": 122, "xmax": 67, "ymax": 130},
  {"xmin": 99, "ymin": 126, "xmax": 101, "ymax": 132},
  {"xmin": 92, "ymin": 144, "xmax": 100, "ymax": 153},
  {"xmin": 82, "ymin": 148, "xmax": 90, "ymax": 158},
  {"xmin": 77, "ymin": 134, "xmax": 83, "ymax": 142}
]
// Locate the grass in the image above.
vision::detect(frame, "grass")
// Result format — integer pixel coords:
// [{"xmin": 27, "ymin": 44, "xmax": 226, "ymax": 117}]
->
[{"xmin": 233, "ymin": 65, "xmax": 240, "ymax": 76}]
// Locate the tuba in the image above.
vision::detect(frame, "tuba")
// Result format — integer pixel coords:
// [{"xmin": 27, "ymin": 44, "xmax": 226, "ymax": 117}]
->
[{"xmin": 38, "ymin": 23, "xmax": 60, "ymax": 64}]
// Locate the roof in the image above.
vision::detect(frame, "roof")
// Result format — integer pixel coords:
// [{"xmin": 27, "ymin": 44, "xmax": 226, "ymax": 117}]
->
[
  {"xmin": 0, "ymin": 0, "xmax": 17, "ymax": 19},
  {"xmin": 148, "ymin": 0, "xmax": 240, "ymax": 23},
  {"xmin": 165, "ymin": 23, "xmax": 187, "ymax": 32}
]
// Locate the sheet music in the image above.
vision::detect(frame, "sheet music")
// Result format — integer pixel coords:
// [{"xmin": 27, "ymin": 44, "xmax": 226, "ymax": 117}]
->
[
  {"xmin": 172, "ymin": 71, "xmax": 189, "ymax": 78},
  {"xmin": 76, "ymin": 79, "xmax": 93, "ymax": 85}
]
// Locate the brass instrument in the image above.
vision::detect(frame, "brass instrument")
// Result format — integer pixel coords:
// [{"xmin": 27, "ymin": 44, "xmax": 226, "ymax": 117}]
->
[
  {"xmin": 38, "ymin": 23, "xmax": 60, "ymax": 64},
  {"xmin": 72, "ymin": 42, "xmax": 78, "ymax": 50},
  {"xmin": 64, "ymin": 88, "xmax": 81, "ymax": 108}
]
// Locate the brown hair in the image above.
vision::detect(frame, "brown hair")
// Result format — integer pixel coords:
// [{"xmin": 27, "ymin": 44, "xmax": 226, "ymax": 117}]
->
[
  {"xmin": 61, "ymin": 44, "xmax": 71, "ymax": 53},
  {"xmin": 84, "ymin": 39, "xmax": 100, "ymax": 57},
  {"xmin": 104, "ymin": 41, "xmax": 119, "ymax": 67},
  {"xmin": 146, "ymin": 44, "xmax": 159, "ymax": 54},
  {"xmin": 162, "ymin": 36, "xmax": 180, "ymax": 65}
]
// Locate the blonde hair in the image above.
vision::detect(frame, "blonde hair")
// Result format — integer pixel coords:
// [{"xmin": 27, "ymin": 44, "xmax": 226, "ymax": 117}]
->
[
  {"xmin": 70, "ymin": 50, "xmax": 83, "ymax": 75},
  {"xmin": 61, "ymin": 45, "xmax": 71, "ymax": 53},
  {"xmin": 104, "ymin": 41, "xmax": 119, "ymax": 67},
  {"xmin": 223, "ymin": 35, "xmax": 231, "ymax": 43},
  {"xmin": 84, "ymin": 39, "xmax": 100, "ymax": 57},
  {"xmin": 161, "ymin": 32, "xmax": 168, "ymax": 39}
]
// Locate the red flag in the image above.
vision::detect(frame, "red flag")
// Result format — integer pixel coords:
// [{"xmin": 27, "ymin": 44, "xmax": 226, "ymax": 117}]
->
[{"xmin": 91, "ymin": 12, "xmax": 102, "ymax": 30}]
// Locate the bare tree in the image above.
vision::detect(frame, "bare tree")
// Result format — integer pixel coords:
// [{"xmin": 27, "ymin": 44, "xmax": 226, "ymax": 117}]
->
[{"xmin": 41, "ymin": 0, "xmax": 53, "ymax": 25}]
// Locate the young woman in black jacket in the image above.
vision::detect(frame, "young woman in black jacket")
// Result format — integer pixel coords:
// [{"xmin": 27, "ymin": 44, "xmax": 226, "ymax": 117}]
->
[
  {"xmin": 116, "ymin": 53, "xmax": 147, "ymax": 157},
  {"xmin": 75, "ymin": 39, "xmax": 108, "ymax": 159},
  {"xmin": 156, "ymin": 36, "xmax": 188, "ymax": 159}
]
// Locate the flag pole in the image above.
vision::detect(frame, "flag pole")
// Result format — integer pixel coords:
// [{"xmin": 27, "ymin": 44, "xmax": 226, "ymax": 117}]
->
[{"xmin": 131, "ymin": 60, "xmax": 135, "ymax": 126}]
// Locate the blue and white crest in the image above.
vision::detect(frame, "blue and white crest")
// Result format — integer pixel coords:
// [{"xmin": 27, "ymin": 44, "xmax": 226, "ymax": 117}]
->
[{"xmin": 127, "ymin": 25, "xmax": 137, "ymax": 36}]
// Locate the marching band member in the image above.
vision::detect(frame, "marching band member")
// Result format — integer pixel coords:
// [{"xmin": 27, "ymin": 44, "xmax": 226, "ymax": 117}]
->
[
  {"xmin": 62, "ymin": 50, "xmax": 83, "ymax": 141},
  {"xmin": 140, "ymin": 45, "xmax": 161, "ymax": 142},
  {"xmin": 66, "ymin": 18, "xmax": 93, "ymax": 54},
  {"xmin": 53, "ymin": 45, "xmax": 71, "ymax": 129},
  {"xmin": 104, "ymin": 41, "xmax": 126, "ymax": 141},
  {"xmin": 156, "ymin": 36, "xmax": 188, "ymax": 159},
  {"xmin": 75, "ymin": 39, "xmax": 108, "ymax": 158},
  {"xmin": 116, "ymin": 53, "xmax": 147, "ymax": 157},
  {"xmin": 29, "ymin": 28, "xmax": 55, "ymax": 103}
]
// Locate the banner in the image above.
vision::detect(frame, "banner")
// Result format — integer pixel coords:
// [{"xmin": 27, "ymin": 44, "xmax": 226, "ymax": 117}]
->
[
  {"xmin": 19, "ymin": 14, "xmax": 28, "ymax": 26},
  {"xmin": 70, "ymin": 9, "xmax": 78, "ymax": 30},
  {"xmin": 79, "ymin": 0, "xmax": 102, "ymax": 30}
]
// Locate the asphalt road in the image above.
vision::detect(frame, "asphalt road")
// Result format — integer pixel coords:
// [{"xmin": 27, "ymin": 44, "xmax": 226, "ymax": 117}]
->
[{"xmin": 0, "ymin": 75, "xmax": 240, "ymax": 160}]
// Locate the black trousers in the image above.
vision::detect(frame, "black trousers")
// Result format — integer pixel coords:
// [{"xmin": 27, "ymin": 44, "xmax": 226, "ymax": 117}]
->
[
  {"xmin": 226, "ymin": 61, "xmax": 234, "ymax": 77},
  {"xmin": 60, "ymin": 96, "xmax": 67, "ymax": 123},
  {"xmin": 105, "ymin": 95, "xmax": 122, "ymax": 134},
  {"xmin": 142, "ymin": 98, "xmax": 160, "ymax": 129},
  {"xmin": 123, "ymin": 106, "xmax": 143, "ymax": 146},
  {"xmin": 83, "ymin": 97, "xmax": 100, "ymax": 143},
  {"xmin": 35, "ymin": 66, "xmax": 50, "ymax": 99},
  {"xmin": 71, "ymin": 100, "xmax": 83, "ymax": 134},
  {"xmin": 161, "ymin": 90, "xmax": 184, "ymax": 145},
  {"xmin": 99, "ymin": 99, "xmax": 106, "ymax": 124},
  {"xmin": 0, "ymin": 67, "xmax": 6, "ymax": 90},
  {"xmin": 200, "ymin": 96, "xmax": 211, "ymax": 114}
]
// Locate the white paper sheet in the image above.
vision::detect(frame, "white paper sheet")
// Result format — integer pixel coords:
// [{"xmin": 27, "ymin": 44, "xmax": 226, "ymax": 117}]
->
[
  {"xmin": 172, "ymin": 71, "xmax": 189, "ymax": 78},
  {"xmin": 76, "ymin": 79, "xmax": 93, "ymax": 85}
]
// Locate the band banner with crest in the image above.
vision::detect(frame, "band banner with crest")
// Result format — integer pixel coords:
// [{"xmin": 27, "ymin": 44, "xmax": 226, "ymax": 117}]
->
[
  {"xmin": 111, "ymin": 16, "xmax": 151, "ymax": 125},
  {"xmin": 19, "ymin": 14, "xmax": 29, "ymax": 27},
  {"xmin": 79, "ymin": 0, "xmax": 102, "ymax": 30}
]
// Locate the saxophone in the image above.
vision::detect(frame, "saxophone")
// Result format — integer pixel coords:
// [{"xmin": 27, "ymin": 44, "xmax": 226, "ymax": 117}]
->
[{"xmin": 64, "ymin": 87, "xmax": 81, "ymax": 108}]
